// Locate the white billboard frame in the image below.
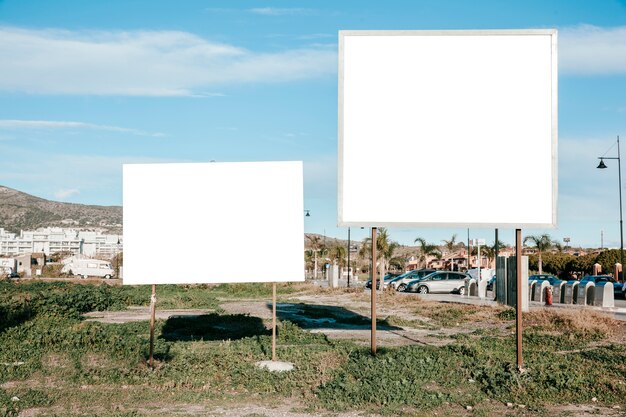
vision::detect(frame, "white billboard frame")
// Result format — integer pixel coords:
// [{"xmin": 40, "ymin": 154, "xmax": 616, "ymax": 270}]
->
[
  {"xmin": 122, "ymin": 161, "xmax": 305, "ymax": 285},
  {"xmin": 338, "ymin": 29, "xmax": 558, "ymax": 229}
]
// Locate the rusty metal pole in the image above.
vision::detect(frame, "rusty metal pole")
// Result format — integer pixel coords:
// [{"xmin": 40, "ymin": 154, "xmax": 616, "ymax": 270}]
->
[
  {"xmin": 149, "ymin": 284, "xmax": 156, "ymax": 369},
  {"xmin": 272, "ymin": 282, "xmax": 277, "ymax": 361},
  {"xmin": 371, "ymin": 227, "xmax": 377, "ymax": 355},
  {"xmin": 515, "ymin": 229, "xmax": 523, "ymax": 371},
  {"xmin": 494, "ymin": 229, "xmax": 499, "ymax": 301},
  {"xmin": 347, "ymin": 227, "xmax": 351, "ymax": 288}
]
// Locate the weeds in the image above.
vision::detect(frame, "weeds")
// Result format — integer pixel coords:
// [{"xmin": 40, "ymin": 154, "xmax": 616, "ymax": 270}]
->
[{"xmin": 1, "ymin": 282, "xmax": 626, "ymax": 416}]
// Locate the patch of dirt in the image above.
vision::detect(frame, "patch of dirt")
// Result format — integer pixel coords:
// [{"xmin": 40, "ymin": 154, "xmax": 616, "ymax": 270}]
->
[
  {"xmin": 549, "ymin": 404, "xmax": 624, "ymax": 416},
  {"xmin": 220, "ymin": 301, "xmax": 273, "ymax": 320},
  {"xmin": 221, "ymin": 293, "xmax": 502, "ymax": 347},
  {"xmin": 14, "ymin": 401, "xmax": 625, "ymax": 417},
  {"xmin": 41, "ymin": 353, "xmax": 71, "ymax": 369},
  {"xmin": 83, "ymin": 307, "xmax": 215, "ymax": 323}
]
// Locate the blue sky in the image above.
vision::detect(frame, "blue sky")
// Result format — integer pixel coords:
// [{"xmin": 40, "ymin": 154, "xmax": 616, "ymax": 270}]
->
[{"xmin": 0, "ymin": 0, "xmax": 625, "ymax": 249}]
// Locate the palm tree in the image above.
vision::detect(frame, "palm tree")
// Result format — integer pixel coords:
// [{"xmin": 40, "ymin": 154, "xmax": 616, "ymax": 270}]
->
[
  {"xmin": 442, "ymin": 234, "xmax": 457, "ymax": 270},
  {"xmin": 330, "ymin": 245, "xmax": 347, "ymax": 268},
  {"xmin": 414, "ymin": 237, "xmax": 440, "ymax": 269},
  {"xmin": 306, "ymin": 235, "xmax": 321, "ymax": 279},
  {"xmin": 363, "ymin": 228, "xmax": 403, "ymax": 292},
  {"xmin": 523, "ymin": 234, "xmax": 554, "ymax": 274},
  {"xmin": 358, "ymin": 241, "xmax": 370, "ymax": 274},
  {"xmin": 481, "ymin": 239, "xmax": 507, "ymax": 268},
  {"xmin": 553, "ymin": 241, "xmax": 565, "ymax": 253},
  {"xmin": 304, "ymin": 249, "xmax": 314, "ymax": 275}
]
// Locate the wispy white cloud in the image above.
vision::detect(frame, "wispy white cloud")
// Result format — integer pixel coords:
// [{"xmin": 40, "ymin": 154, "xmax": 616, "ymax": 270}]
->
[
  {"xmin": 54, "ymin": 188, "xmax": 80, "ymax": 201},
  {"xmin": 248, "ymin": 7, "xmax": 315, "ymax": 16},
  {"xmin": 297, "ymin": 33, "xmax": 334, "ymax": 40},
  {"xmin": 0, "ymin": 26, "xmax": 336, "ymax": 96},
  {"xmin": 560, "ymin": 24, "xmax": 626, "ymax": 75},
  {"xmin": 0, "ymin": 119, "xmax": 164, "ymax": 137}
]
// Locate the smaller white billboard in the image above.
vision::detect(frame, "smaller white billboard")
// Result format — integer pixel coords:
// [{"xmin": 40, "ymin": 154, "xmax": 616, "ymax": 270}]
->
[{"xmin": 123, "ymin": 161, "xmax": 304, "ymax": 285}]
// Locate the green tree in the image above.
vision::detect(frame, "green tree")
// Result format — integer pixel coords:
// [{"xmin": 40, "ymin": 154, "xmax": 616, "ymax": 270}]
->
[
  {"xmin": 363, "ymin": 228, "xmax": 402, "ymax": 292},
  {"xmin": 480, "ymin": 239, "xmax": 507, "ymax": 268},
  {"xmin": 596, "ymin": 249, "xmax": 626, "ymax": 275},
  {"xmin": 442, "ymin": 234, "xmax": 457, "ymax": 270},
  {"xmin": 414, "ymin": 237, "xmax": 440, "ymax": 269},
  {"xmin": 565, "ymin": 253, "xmax": 597, "ymax": 277},
  {"xmin": 112, "ymin": 251, "xmax": 123, "ymax": 278},
  {"xmin": 537, "ymin": 252, "xmax": 574, "ymax": 278},
  {"xmin": 523, "ymin": 234, "xmax": 554, "ymax": 274},
  {"xmin": 304, "ymin": 249, "xmax": 315, "ymax": 274},
  {"xmin": 306, "ymin": 235, "xmax": 322, "ymax": 279},
  {"xmin": 330, "ymin": 245, "xmax": 347, "ymax": 268}
]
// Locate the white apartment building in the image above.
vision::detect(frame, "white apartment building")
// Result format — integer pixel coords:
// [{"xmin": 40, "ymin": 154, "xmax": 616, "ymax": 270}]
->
[{"xmin": 0, "ymin": 227, "xmax": 122, "ymax": 259}]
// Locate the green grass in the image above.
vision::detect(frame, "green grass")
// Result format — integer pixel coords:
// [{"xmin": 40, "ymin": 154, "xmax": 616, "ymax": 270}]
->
[{"xmin": 1, "ymin": 281, "xmax": 625, "ymax": 416}]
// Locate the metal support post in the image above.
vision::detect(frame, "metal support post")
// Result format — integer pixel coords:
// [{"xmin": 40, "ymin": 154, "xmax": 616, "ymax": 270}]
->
[
  {"xmin": 515, "ymin": 229, "xmax": 523, "ymax": 371},
  {"xmin": 149, "ymin": 284, "xmax": 156, "ymax": 369},
  {"xmin": 272, "ymin": 282, "xmax": 277, "ymax": 361},
  {"xmin": 371, "ymin": 227, "xmax": 377, "ymax": 355}
]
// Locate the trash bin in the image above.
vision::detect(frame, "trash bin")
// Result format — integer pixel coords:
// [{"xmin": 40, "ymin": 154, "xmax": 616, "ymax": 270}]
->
[
  {"xmin": 593, "ymin": 281, "xmax": 614, "ymax": 308},
  {"xmin": 528, "ymin": 280, "xmax": 537, "ymax": 301},
  {"xmin": 552, "ymin": 281, "xmax": 566, "ymax": 303},
  {"xmin": 465, "ymin": 278, "xmax": 478, "ymax": 297},
  {"xmin": 533, "ymin": 280, "xmax": 550, "ymax": 303},
  {"xmin": 477, "ymin": 279, "xmax": 488, "ymax": 299},
  {"xmin": 577, "ymin": 280, "xmax": 595, "ymax": 306},
  {"xmin": 563, "ymin": 280, "xmax": 579, "ymax": 304}
]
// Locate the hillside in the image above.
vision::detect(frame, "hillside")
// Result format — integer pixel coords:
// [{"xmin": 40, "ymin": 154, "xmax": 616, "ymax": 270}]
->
[{"xmin": 0, "ymin": 186, "xmax": 122, "ymax": 234}]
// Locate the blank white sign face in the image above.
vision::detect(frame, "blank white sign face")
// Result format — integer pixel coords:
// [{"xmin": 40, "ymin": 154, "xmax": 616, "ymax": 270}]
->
[
  {"xmin": 123, "ymin": 161, "xmax": 304, "ymax": 285},
  {"xmin": 339, "ymin": 30, "xmax": 557, "ymax": 228}
]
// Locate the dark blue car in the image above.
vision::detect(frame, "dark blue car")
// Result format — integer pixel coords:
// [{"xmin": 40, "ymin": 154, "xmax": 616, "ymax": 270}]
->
[
  {"xmin": 578, "ymin": 275, "xmax": 624, "ymax": 298},
  {"xmin": 529, "ymin": 274, "xmax": 562, "ymax": 286}
]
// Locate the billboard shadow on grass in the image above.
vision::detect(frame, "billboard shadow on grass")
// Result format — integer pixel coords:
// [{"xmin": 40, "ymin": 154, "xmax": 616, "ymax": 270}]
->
[
  {"xmin": 160, "ymin": 313, "xmax": 270, "ymax": 342},
  {"xmin": 268, "ymin": 303, "xmax": 402, "ymax": 330},
  {"xmin": 158, "ymin": 303, "xmax": 402, "ymax": 344}
]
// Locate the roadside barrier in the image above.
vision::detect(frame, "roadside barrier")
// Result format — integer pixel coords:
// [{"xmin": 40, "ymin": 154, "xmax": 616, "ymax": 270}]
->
[
  {"xmin": 577, "ymin": 281, "xmax": 595, "ymax": 306},
  {"xmin": 465, "ymin": 278, "xmax": 478, "ymax": 297},
  {"xmin": 563, "ymin": 281, "xmax": 579, "ymax": 304},
  {"xmin": 533, "ymin": 280, "xmax": 550, "ymax": 303},
  {"xmin": 528, "ymin": 280, "xmax": 537, "ymax": 301},
  {"xmin": 552, "ymin": 281, "xmax": 566, "ymax": 303},
  {"xmin": 593, "ymin": 282, "xmax": 614, "ymax": 308}
]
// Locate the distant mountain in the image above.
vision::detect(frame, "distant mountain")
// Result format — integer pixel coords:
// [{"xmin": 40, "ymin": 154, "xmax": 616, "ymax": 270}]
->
[{"xmin": 0, "ymin": 186, "xmax": 122, "ymax": 234}]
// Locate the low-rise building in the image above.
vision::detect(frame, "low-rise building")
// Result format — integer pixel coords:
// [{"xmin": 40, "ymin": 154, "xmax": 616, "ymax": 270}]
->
[{"xmin": 0, "ymin": 227, "xmax": 122, "ymax": 259}]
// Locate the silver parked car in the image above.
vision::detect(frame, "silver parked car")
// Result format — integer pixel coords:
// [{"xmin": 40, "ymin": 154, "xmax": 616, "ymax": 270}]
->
[
  {"xmin": 406, "ymin": 271, "xmax": 469, "ymax": 295},
  {"xmin": 389, "ymin": 269, "xmax": 436, "ymax": 291}
]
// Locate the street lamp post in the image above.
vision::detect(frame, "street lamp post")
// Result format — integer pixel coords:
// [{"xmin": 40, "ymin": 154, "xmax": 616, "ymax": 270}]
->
[{"xmin": 597, "ymin": 136, "xmax": 624, "ymax": 280}]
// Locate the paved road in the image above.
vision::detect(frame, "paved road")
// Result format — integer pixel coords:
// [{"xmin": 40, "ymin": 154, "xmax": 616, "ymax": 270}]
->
[{"xmin": 352, "ymin": 284, "xmax": 626, "ymax": 321}]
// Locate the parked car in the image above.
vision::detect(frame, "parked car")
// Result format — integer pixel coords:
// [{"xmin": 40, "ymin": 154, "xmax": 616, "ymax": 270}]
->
[
  {"xmin": 5, "ymin": 271, "xmax": 19, "ymax": 279},
  {"xmin": 578, "ymin": 275, "xmax": 624, "ymax": 298},
  {"xmin": 405, "ymin": 271, "xmax": 470, "ymax": 295},
  {"xmin": 486, "ymin": 275, "xmax": 496, "ymax": 291},
  {"xmin": 389, "ymin": 269, "xmax": 437, "ymax": 291},
  {"xmin": 365, "ymin": 273, "xmax": 401, "ymax": 289},
  {"xmin": 529, "ymin": 274, "xmax": 562, "ymax": 286}
]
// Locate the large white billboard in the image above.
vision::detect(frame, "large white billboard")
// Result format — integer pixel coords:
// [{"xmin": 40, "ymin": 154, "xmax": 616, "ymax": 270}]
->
[
  {"xmin": 339, "ymin": 30, "xmax": 557, "ymax": 228},
  {"xmin": 123, "ymin": 161, "xmax": 304, "ymax": 285}
]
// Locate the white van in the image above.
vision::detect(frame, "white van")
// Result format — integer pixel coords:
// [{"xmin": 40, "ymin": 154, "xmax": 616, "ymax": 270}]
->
[{"xmin": 61, "ymin": 257, "xmax": 115, "ymax": 279}]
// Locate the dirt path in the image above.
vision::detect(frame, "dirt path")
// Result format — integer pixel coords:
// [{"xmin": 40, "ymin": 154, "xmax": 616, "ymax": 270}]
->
[{"xmin": 83, "ymin": 306, "xmax": 215, "ymax": 324}]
